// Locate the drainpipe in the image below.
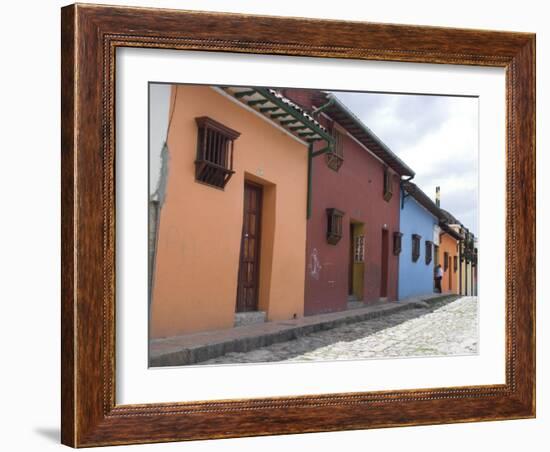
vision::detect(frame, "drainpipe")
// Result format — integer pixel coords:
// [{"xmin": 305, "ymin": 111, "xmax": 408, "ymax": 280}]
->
[
  {"xmin": 306, "ymin": 95, "xmax": 335, "ymax": 218},
  {"xmin": 307, "ymin": 144, "xmax": 314, "ymax": 218},
  {"xmin": 307, "ymin": 140, "xmax": 333, "ymax": 219},
  {"xmin": 306, "ymin": 98, "xmax": 336, "ymax": 219},
  {"xmin": 311, "ymin": 97, "xmax": 335, "ymax": 118},
  {"xmin": 399, "ymin": 174, "xmax": 415, "ymax": 209}
]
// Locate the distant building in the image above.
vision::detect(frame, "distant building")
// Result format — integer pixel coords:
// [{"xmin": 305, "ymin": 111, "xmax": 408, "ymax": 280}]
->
[
  {"xmin": 438, "ymin": 201, "xmax": 478, "ymax": 296},
  {"xmin": 459, "ymin": 228, "xmax": 478, "ymax": 296},
  {"xmin": 438, "ymin": 209, "xmax": 464, "ymax": 295},
  {"xmin": 398, "ymin": 181, "xmax": 442, "ymax": 299}
]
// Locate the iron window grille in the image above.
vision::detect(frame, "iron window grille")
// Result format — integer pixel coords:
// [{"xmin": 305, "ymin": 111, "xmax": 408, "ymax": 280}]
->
[
  {"xmin": 195, "ymin": 116, "xmax": 241, "ymax": 189},
  {"xmin": 444, "ymin": 251, "xmax": 449, "ymax": 271},
  {"xmin": 354, "ymin": 235, "xmax": 365, "ymax": 263},
  {"xmin": 453, "ymin": 255, "xmax": 458, "ymax": 272},
  {"xmin": 325, "ymin": 126, "xmax": 344, "ymax": 171},
  {"xmin": 393, "ymin": 232, "xmax": 403, "ymax": 256},
  {"xmin": 425, "ymin": 240, "xmax": 433, "ymax": 265},
  {"xmin": 383, "ymin": 167, "xmax": 393, "ymax": 201},
  {"xmin": 412, "ymin": 234, "xmax": 421, "ymax": 262},
  {"xmin": 326, "ymin": 208, "xmax": 344, "ymax": 245}
]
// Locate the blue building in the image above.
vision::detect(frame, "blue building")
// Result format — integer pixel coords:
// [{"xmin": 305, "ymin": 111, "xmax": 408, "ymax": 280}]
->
[{"xmin": 398, "ymin": 182, "xmax": 442, "ymax": 300}]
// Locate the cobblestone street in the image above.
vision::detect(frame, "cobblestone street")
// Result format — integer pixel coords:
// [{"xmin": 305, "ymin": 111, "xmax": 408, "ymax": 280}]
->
[{"xmin": 201, "ymin": 296, "xmax": 478, "ymax": 365}]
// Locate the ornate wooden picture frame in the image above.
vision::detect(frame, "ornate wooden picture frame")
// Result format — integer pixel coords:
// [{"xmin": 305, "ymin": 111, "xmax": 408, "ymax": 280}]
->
[{"xmin": 61, "ymin": 3, "xmax": 535, "ymax": 447}]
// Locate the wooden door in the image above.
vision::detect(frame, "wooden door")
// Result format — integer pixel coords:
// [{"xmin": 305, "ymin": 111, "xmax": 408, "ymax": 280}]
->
[
  {"xmin": 348, "ymin": 223, "xmax": 354, "ymax": 296},
  {"xmin": 448, "ymin": 257, "xmax": 453, "ymax": 291},
  {"xmin": 380, "ymin": 229, "xmax": 389, "ymax": 298},
  {"xmin": 236, "ymin": 182, "xmax": 262, "ymax": 312}
]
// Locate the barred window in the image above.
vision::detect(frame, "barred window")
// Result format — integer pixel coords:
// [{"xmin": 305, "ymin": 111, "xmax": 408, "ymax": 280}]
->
[
  {"xmin": 195, "ymin": 116, "xmax": 240, "ymax": 189},
  {"xmin": 326, "ymin": 208, "xmax": 344, "ymax": 245},
  {"xmin": 326, "ymin": 126, "xmax": 344, "ymax": 171},
  {"xmin": 425, "ymin": 240, "xmax": 433, "ymax": 265},
  {"xmin": 412, "ymin": 234, "xmax": 421, "ymax": 262},
  {"xmin": 393, "ymin": 232, "xmax": 403, "ymax": 256},
  {"xmin": 444, "ymin": 251, "xmax": 449, "ymax": 271},
  {"xmin": 453, "ymin": 255, "xmax": 458, "ymax": 272},
  {"xmin": 354, "ymin": 235, "xmax": 365, "ymax": 263}
]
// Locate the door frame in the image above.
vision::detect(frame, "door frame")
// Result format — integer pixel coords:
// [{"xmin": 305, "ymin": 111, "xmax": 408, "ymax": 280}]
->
[
  {"xmin": 348, "ymin": 222, "xmax": 354, "ymax": 296},
  {"xmin": 380, "ymin": 228, "xmax": 389, "ymax": 298},
  {"xmin": 236, "ymin": 180, "xmax": 263, "ymax": 312},
  {"xmin": 348, "ymin": 220, "xmax": 365, "ymax": 301}
]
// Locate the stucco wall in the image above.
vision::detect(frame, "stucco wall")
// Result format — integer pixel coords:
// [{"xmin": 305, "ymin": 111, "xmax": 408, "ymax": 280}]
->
[
  {"xmin": 398, "ymin": 193, "xmax": 437, "ymax": 300},
  {"xmin": 303, "ymin": 111, "xmax": 401, "ymax": 315},
  {"xmin": 150, "ymin": 85, "xmax": 308, "ymax": 338}
]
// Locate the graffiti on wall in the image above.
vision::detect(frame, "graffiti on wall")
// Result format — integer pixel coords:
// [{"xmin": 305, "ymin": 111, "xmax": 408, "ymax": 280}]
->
[{"xmin": 308, "ymin": 248, "xmax": 322, "ymax": 280}]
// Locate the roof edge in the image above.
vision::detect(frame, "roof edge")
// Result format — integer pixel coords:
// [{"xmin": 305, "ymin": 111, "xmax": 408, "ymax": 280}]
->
[{"xmin": 327, "ymin": 93, "xmax": 415, "ymax": 177}]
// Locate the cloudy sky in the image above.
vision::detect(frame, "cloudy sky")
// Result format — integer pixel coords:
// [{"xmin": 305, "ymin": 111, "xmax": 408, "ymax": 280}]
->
[{"xmin": 333, "ymin": 91, "xmax": 479, "ymax": 235}]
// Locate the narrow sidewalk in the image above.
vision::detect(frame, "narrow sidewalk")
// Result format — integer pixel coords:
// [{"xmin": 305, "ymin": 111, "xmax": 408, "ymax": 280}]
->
[{"xmin": 150, "ymin": 293, "xmax": 458, "ymax": 367}]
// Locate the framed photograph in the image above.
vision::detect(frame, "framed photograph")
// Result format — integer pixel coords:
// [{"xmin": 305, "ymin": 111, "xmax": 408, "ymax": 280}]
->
[{"xmin": 61, "ymin": 3, "xmax": 535, "ymax": 447}]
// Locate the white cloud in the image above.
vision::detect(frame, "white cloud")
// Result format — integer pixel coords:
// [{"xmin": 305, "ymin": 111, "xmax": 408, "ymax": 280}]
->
[{"xmin": 334, "ymin": 92, "xmax": 479, "ymax": 234}]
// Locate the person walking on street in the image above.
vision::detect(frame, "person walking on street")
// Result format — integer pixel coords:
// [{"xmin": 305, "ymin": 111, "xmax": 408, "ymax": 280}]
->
[{"xmin": 435, "ymin": 264, "xmax": 443, "ymax": 293}]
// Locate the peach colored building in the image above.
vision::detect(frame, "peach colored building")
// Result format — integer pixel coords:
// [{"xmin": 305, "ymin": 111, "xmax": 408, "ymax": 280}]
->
[
  {"xmin": 150, "ymin": 85, "xmax": 329, "ymax": 338},
  {"xmin": 437, "ymin": 224, "xmax": 461, "ymax": 294},
  {"xmin": 438, "ymin": 206, "xmax": 475, "ymax": 296}
]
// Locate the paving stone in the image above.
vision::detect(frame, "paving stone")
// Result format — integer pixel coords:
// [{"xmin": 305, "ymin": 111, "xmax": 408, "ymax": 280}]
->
[{"xmin": 201, "ymin": 296, "xmax": 478, "ymax": 364}]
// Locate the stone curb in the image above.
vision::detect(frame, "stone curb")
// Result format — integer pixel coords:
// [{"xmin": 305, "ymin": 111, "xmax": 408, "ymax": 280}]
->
[{"xmin": 150, "ymin": 294, "xmax": 459, "ymax": 367}]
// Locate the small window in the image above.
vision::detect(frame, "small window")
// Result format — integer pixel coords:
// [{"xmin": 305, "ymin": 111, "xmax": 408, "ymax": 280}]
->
[
  {"xmin": 354, "ymin": 235, "xmax": 365, "ymax": 263},
  {"xmin": 393, "ymin": 232, "xmax": 403, "ymax": 256},
  {"xmin": 412, "ymin": 234, "xmax": 421, "ymax": 262},
  {"xmin": 425, "ymin": 240, "xmax": 433, "ymax": 265},
  {"xmin": 383, "ymin": 167, "xmax": 393, "ymax": 201},
  {"xmin": 444, "ymin": 251, "xmax": 449, "ymax": 271},
  {"xmin": 195, "ymin": 116, "xmax": 240, "ymax": 189},
  {"xmin": 326, "ymin": 126, "xmax": 344, "ymax": 171},
  {"xmin": 453, "ymin": 255, "xmax": 458, "ymax": 272},
  {"xmin": 326, "ymin": 208, "xmax": 344, "ymax": 245}
]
